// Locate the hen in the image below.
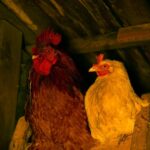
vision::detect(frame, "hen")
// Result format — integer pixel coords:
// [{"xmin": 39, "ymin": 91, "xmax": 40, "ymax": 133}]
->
[
  {"xmin": 85, "ymin": 54, "xmax": 149, "ymax": 145},
  {"xmin": 24, "ymin": 29, "xmax": 99, "ymax": 150}
]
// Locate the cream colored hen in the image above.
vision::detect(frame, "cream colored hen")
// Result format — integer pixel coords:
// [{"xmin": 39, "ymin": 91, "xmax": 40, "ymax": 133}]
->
[{"xmin": 85, "ymin": 54, "xmax": 149, "ymax": 145}]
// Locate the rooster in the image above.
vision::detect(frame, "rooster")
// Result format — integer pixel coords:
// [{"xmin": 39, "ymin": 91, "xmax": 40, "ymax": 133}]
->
[
  {"xmin": 23, "ymin": 29, "xmax": 100, "ymax": 150},
  {"xmin": 85, "ymin": 54, "xmax": 149, "ymax": 145}
]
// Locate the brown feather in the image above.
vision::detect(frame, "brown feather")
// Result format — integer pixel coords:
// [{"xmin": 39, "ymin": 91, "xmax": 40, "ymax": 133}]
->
[{"xmin": 26, "ymin": 51, "xmax": 99, "ymax": 149}]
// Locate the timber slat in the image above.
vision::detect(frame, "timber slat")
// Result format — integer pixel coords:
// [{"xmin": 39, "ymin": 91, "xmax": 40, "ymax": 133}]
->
[
  {"xmin": 70, "ymin": 23, "xmax": 150, "ymax": 54},
  {"xmin": 0, "ymin": 20, "xmax": 22, "ymax": 150},
  {"xmin": 0, "ymin": 2, "xmax": 35, "ymax": 45},
  {"xmin": 131, "ymin": 106, "xmax": 150, "ymax": 150}
]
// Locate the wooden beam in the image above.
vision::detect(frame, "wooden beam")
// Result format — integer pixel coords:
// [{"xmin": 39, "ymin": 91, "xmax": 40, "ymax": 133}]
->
[
  {"xmin": 70, "ymin": 23, "xmax": 150, "ymax": 53},
  {"xmin": 131, "ymin": 94, "xmax": 150, "ymax": 150},
  {"xmin": 50, "ymin": 0, "xmax": 65, "ymax": 16},
  {"xmin": 35, "ymin": 0, "xmax": 80, "ymax": 38},
  {"xmin": 0, "ymin": 3, "xmax": 35, "ymax": 45},
  {"xmin": 1, "ymin": 0, "xmax": 38, "ymax": 31}
]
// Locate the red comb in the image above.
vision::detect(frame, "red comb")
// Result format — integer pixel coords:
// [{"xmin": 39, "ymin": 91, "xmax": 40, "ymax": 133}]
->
[
  {"xmin": 96, "ymin": 54, "xmax": 104, "ymax": 63},
  {"xmin": 36, "ymin": 28, "xmax": 62, "ymax": 47}
]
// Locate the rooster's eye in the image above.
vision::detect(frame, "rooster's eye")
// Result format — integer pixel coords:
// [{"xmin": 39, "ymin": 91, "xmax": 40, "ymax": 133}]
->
[{"xmin": 47, "ymin": 49, "xmax": 50, "ymax": 53}]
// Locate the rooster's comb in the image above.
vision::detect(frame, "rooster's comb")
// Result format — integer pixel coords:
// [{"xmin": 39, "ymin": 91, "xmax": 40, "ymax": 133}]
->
[
  {"xmin": 96, "ymin": 53, "xmax": 104, "ymax": 63},
  {"xmin": 36, "ymin": 28, "xmax": 62, "ymax": 47}
]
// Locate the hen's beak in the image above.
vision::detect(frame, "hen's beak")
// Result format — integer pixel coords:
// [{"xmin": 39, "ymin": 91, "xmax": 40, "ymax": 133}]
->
[{"xmin": 89, "ymin": 66, "xmax": 96, "ymax": 72}]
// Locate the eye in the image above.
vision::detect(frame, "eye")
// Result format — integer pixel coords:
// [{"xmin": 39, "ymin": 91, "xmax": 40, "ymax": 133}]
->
[
  {"xmin": 103, "ymin": 64, "xmax": 107, "ymax": 68},
  {"xmin": 46, "ymin": 49, "xmax": 50, "ymax": 53},
  {"xmin": 100, "ymin": 64, "xmax": 109, "ymax": 70}
]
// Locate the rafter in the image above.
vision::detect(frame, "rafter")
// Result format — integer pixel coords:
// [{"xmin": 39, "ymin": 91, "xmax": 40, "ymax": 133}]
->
[
  {"xmin": 1, "ymin": 0, "xmax": 38, "ymax": 31},
  {"xmin": 70, "ymin": 23, "xmax": 150, "ymax": 53}
]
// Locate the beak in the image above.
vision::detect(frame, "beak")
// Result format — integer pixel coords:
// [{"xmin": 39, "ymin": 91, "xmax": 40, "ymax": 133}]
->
[
  {"xmin": 89, "ymin": 66, "xmax": 96, "ymax": 72},
  {"xmin": 32, "ymin": 55, "xmax": 39, "ymax": 60}
]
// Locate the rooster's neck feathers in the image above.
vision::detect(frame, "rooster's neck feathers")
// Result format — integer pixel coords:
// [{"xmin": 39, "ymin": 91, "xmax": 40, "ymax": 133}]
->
[{"xmin": 30, "ymin": 51, "xmax": 81, "ymax": 97}]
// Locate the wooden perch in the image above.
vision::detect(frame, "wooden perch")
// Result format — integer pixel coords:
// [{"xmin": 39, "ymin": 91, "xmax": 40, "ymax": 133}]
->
[
  {"xmin": 9, "ymin": 116, "xmax": 31, "ymax": 150},
  {"xmin": 71, "ymin": 23, "xmax": 150, "ymax": 53},
  {"xmin": 130, "ymin": 93, "xmax": 150, "ymax": 150}
]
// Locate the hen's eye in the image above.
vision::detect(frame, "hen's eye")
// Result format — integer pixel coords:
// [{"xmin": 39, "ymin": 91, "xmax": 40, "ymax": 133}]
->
[
  {"xmin": 100, "ymin": 64, "xmax": 109, "ymax": 70},
  {"xmin": 102, "ymin": 65, "xmax": 107, "ymax": 68}
]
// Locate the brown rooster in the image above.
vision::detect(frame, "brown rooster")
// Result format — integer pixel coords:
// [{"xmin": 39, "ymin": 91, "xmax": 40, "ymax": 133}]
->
[
  {"xmin": 24, "ymin": 29, "xmax": 100, "ymax": 150},
  {"xmin": 85, "ymin": 54, "xmax": 149, "ymax": 145}
]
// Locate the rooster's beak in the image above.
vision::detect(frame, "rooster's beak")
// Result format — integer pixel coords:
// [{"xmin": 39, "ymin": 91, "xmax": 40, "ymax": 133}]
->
[
  {"xmin": 32, "ymin": 55, "xmax": 39, "ymax": 59},
  {"xmin": 89, "ymin": 67, "xmax": 96, "ymax": 72}
]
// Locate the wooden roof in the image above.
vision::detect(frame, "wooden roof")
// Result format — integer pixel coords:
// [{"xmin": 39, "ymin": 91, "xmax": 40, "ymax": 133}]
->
[{"xmin": 0, "ymin": 0, "xmax": 150, "ymax": 94}]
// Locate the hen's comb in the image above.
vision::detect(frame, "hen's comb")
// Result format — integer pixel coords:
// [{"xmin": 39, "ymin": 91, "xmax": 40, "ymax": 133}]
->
[
  {"xmin": 96, "ymin": 53, "xmax": 104, "ymax": 63},
  {"xmin": 36, "ymin": 28, "xmax": 62, "ymax": 47}
]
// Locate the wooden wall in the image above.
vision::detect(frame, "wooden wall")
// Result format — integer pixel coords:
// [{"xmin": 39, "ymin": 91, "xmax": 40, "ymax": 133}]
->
[{"xmin": 0, "ymin": 20, "xmax": 22, "ymax": 150}]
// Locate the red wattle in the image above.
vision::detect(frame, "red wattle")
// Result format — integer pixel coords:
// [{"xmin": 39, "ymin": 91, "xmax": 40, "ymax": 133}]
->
[
  {"xmin": 97, "ymin": 70, "xmax": 109, "ymax": 77},
  {"xmin": 33, "ymin": 57, "xmax": 52, "ymax": 76}
]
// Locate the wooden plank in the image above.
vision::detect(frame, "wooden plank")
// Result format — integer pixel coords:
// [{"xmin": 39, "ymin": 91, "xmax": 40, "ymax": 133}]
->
[
  {"xmin": 1, "ymin": 0, "xmax": 38, "ymax": 31},
  {"xmin": 108, "ymin": 0, "xmax": 150, "ymax": 26},
  {"xmin": 131, "ymin": 107, "xmax": 150, "ymax": 150},
  {"xmin": 35, "ymin": 0, "xmax": 119, "ymax": 37},
  {"xmin": 35, "ymin": 0, "xmax": 80, "ymax": 38},
  {"xmin": 0, "ymin": 2, "xmax": 35, "ymax": 45},
  {"xmin": 131, "ymin": 94, "xmax": 150, "ymax": 150},
  {"xmin": 0, "ymin": 20, "xmax": 22, "ymax": 150},
  {"xmin": 118, "ymin": 24, "xmax": 150, "ymax": 43},
  {"xmin": 78, "ymin": 0, "xmax": 120, "ymax": 33},
  {"xmin": 70, "ymin": 23, "xmax": 150, "ymax": 54},
  {"xmin": 56, "ymin": 0, "xmax": 94, "ymax": 36},
  {"xmin": 1, "ymin": 0, "xmax": 58, "ymax": 36}
]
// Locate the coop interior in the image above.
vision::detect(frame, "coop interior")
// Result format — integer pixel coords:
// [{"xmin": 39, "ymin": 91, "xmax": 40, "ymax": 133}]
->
[{"xmin": 0, "ymin": 0, "xmax": 150, "ymax": 150}]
